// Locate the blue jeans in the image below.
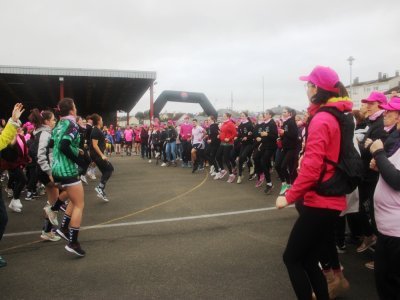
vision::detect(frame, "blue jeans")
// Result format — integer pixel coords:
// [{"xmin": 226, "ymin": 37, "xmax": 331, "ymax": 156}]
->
[
  {"xmin": 176, "ymin": 143, "xmax": 182, "ymax": 159},
  {"xmin": 166, "ymin": 141, "xmax": 176, "ymax": 162}
]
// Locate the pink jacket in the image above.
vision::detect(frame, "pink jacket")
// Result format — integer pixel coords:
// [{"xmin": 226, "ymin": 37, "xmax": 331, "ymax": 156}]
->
[{"xmin": 285, "ymin": 99, "xmax": 353, "ymax": 211}]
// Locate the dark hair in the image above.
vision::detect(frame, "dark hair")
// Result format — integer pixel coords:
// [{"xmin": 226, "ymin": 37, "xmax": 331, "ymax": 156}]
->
[
  {"xmin": 91, "ymin": 113, "xmax": 102, "ymax": 126},
  {"xmin": 224, "ymin": 112, "xmax": 232, "ymax": 118},
  {"xmin": 311, "ymin": 81, "xmax": 349, "ymax": 105},
  {"xmin": 209, "ymin": 115, "xmax": 216, "ymax": 122},
  {"xmin": 57, "ymin": 98, "xmax": 75, "ymax": 117},
  {"xmin": 193, "ymin": 118, "xmax": 198, "ymax": 122},
  {"xmin": 86, "ymin": 115, "xmax": 92, "ymax": 121},
  {"xmin": 28, "ymin": 108, "xmax": 54, "ymax": 128},
  {"xmin": 352, "ymin": 109, "xmax": 365, "ymax": 125},
  {"xmin": 284, "ymin": 107, "xmax": 296, "ymax": 118},
  {"xmin": 265, "ymin": 109, "xmax": 275, "ymax": 118}
]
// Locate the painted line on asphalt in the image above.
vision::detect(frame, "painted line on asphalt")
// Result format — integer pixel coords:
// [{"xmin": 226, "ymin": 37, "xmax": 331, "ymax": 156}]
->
[{"xmin": 3, "ymin": 206, "xmax": 287, "ymax": 238}]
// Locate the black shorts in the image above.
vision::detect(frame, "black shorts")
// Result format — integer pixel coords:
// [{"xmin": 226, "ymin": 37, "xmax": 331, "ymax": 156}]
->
[
  {"xmin": 126, "ymin": 141, "xmax": 133, "ymax": 147},
  {"xmin": 37, "ymin": 169, "xmax": 51, "ymax": 186},
  {"xmin": 192, "ymin": 143, "xmax": 205, "ymax": 150},
  {"xmin": 53, "ymin": 175, "xmax": 81, "ymax": 188}
]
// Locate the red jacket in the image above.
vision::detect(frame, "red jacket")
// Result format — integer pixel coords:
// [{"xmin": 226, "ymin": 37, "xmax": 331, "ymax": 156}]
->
[
  {"xmin": 285, "ymin": 99, "xmax": 353, "ymax": 211},
  {"xmin": 219, "ymin": 119, "xmax": 237, "ymax": 144}
]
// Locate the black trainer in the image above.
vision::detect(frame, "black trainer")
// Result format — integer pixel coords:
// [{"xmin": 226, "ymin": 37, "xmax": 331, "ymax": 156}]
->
[
  {"xmin": 264, "ymin": 184, "xmax": 274, "ymax": 194},
  {"xmin": 65, "ymin": 242, "xmax": 86, "ymax": 257},
  {"xmin": 56, "ymin": 227, "xmax": 70, "ymax": 241}
]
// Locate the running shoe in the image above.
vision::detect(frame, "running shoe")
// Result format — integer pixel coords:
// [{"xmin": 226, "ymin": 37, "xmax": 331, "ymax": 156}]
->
[
  {"xmin": 41, "ymin": 231, "xmax": 61, "ymax": 242},
  {"xmin": 357, "ymin": 235, "xmax": 377, "ymax": 253},
  {"xmin": 236, "ymin": 176, "xmax": 243, "ymax": 184},
  {"xmin": 87, "ymin": 171, "xmax": 96, "ymax": 180},
  {"xmin": 43, "ymin": 205, "xmax": 59, "ymax": 226},
  {"xmin": 264, "ymin": 184, "xmax": 274, "ymax": 194},
  {"xmin": 0, "ymin": 256, "xmax": 7, "ymax": 268},
  {"xmin": 32, "ymin": 191, "xmax": 39, "ymax": 198},
  {"xmin": 161, "ymin": 162, "xmax": 167, "ymax": 167},
  {"xmin": 80, "ymin": 175, "xmax": 88, "ymax": 185},
  {"xmin": 8, "ymin": 199, "xmax": 22, "ymax": 213},
  {"xmin": 65, "ymin": 242, "xmax": 86, "ymax": 257},
  {"xmin": 210, "ymin": 171, "xmax": 217, "ymax": 177},
  {"xmin": 209, "ymin": 165, "xmax": 215, "ymax": 174},
  {"xmin": 213, "ymin": 172, "xmax": 221, "ymax": 180},
  {"xmin": 365, "ymin": 261, "xmax": 374, "ymax": 270},
  {"xmin": 279, "ymin": 183, "xmax": 290, "ymax": 195},
  {"xmin": 249, "ymin": 166, "xmax": 255, "ymax": 176},
  {"xmin": 336, "ymin": 244, "xmax": 347, "ymax": 254},
  {"xmin": 227, "ymin": 174, "xmax": 236, "ymax": 183},
  {"xmin": 148, "ymin": 160, "xmax": 152, "ymax": 163},
  {"xmin": 248, "ymin": 173, "xmax": 257, "ymax": 181},
  {"xmin": 219, "ymin": 170, "xmax": 228, "ymax": 179},
  {"xmin": 255, "ymin": 174, "xmax": 265, "ymax": 188},
  {"xmin": 25, "ymin": 192, "xmax": 34, "ymax": 201},
  {"xmin": 95, "ymin": 186, "xmax": 109, "ymax": 202},
  {"xmin": 56, "ymin": 227, "xmax": 70, "ymax": 241}
]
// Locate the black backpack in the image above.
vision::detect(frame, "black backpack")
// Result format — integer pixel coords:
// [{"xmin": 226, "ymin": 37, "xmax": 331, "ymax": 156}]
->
[{"xmin": 307, "ymin": 106, "xmax": 364, "ymax": 196}]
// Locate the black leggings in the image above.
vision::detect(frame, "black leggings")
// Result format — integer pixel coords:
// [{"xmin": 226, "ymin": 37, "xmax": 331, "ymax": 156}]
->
[
  {"xmin": 216, "ymin": 144, "xmax": 234, "ymax": 174},
  {"xmin": 26, "ymin": 164, "xmax": 38, "ymax": 193},
  {"xmin": 283, "ymin": 206, "xmax": 340, "ymax": 300},
  {"xmin": 94, "ymin": 158, "xmax": 114, "ymax": 188},
  {"xmin": 8, "ymin": 168, "xmax": 27, "ymax": 199},
  {"xmin": 205, "ymin": 143, "xmax": 220, "ymax": 171},
  {"xmin": 375, "ymin": 233, "xmax": 400, "ymax": 300},
  {"xmin": 182, "ymin": 141, "xmax": 191, "ymax": 164},
  {"xmin": 238, "ymin": 144, "xmax": 253, "ymax": 176},
  {"xmin": 275, "ymin": 149, "xmax": 297, "ymax": 184},
  {"xmin": 260, "ymin": 149, "xmax": 275, "ymax": 183},
  {"xmin": 0, "ymin": 191, "xmax": 8, "ymax": 240},
  {"xmin": 358, "ymin": 179, "xmax": 378, "ymax": 237}
]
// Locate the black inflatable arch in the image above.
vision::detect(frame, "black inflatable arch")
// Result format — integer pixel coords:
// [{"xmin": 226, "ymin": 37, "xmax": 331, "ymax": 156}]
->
[{"xmin": 153, "ymin": 90, "xmax": 218, "ymax": 117}]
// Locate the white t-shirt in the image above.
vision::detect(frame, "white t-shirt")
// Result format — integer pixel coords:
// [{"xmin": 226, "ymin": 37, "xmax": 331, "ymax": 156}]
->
[{"xmin": 192, "ymin": 126, "xmax": 205, "ymax": 144}]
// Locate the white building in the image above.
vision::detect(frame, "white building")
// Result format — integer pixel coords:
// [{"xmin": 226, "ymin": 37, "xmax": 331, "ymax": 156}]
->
[{"xmin": 348, "ymin": 71, "xmax": 400, "ymax": 109}]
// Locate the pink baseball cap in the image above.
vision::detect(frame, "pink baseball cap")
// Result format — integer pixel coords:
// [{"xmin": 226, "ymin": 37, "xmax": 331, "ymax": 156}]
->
[
  {"xmin": 299, "ymin": 65, "xmax": 340, "ymax": 93},
  {"xmin": 361, "ymin": 91, "xmax": 387, "ymax": 105},
  {"xmin": 379, "ymin": 96, "xmax": 400, "ymax": 111}
]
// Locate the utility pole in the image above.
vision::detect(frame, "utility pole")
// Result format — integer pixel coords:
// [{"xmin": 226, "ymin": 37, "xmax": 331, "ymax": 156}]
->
[{"xmin": 347, "ymin": 56, "xmax": 355, "ymax": 99}]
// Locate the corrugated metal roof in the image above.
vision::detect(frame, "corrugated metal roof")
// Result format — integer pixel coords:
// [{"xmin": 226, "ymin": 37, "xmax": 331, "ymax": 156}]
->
[{"xmin": 0, "ymin": 65, "xmax": 156, "ymax": 79}]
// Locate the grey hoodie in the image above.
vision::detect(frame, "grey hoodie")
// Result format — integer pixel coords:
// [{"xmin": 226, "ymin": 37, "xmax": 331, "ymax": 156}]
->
[{"xmin": 34, "ymin": 125, "xmax": 53, "ymax": 176}]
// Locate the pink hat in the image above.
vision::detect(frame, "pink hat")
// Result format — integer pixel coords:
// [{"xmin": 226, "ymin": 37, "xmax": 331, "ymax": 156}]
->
[
  {"xmin": 299, "ymin": 65, "xmax": 340, "ymax": 93},
  {"xmin": 379, "ymin": 96, "xmax": 400, "ymax": 111},
  {"xmin": 361, "ymin": 91, "xmax": 387, "ymax": 105}
]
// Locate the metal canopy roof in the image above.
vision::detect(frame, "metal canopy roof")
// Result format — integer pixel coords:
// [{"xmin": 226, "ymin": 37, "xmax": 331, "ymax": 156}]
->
[{"xmin": 0, "ymin": 65, "xmax": 156, "ymax": 122}]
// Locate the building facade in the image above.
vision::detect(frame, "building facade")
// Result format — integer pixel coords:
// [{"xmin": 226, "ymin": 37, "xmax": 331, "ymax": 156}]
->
[{"xmin": 348, "ymin": 71, "xmax": 400, "ymax": 109}]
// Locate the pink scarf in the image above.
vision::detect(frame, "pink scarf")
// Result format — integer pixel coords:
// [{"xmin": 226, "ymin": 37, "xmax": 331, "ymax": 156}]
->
[{"xmin": 368, "ymin": 110, "xmax": 385, "ymax": 121}]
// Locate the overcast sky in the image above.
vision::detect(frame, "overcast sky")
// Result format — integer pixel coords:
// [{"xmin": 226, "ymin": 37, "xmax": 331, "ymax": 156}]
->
[{"xmin": 1, "ymin": 0, "xmax": 399, "ymax": 114}]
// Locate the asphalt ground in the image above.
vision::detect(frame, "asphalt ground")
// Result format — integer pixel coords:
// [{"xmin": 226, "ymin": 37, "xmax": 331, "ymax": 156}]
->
[{"xmin": 0, "ymin": 155, "xmax": 378, "ymax": 299}]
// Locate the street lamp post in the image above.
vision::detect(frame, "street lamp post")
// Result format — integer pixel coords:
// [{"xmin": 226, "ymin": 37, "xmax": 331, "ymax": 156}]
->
[{"xmin": 347, "ymin": 56, "xmax": 355, "ymax": 99}]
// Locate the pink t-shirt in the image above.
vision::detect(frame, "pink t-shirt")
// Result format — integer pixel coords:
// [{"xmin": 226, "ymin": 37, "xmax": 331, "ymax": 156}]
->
[{"xmin": 124, "ymin": 129, "xmax": 134, "ymax": 142}]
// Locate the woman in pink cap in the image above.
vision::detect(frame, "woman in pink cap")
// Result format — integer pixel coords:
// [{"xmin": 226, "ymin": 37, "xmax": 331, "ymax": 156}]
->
[
  {"xmin": 368, "ymin": 96, "xmax": 400, "ymax": 299},
  {"xmin": 356, "ymin": 91, "xmax": 388, "ymax": 261},
  {"xmin": 276, "ymin": 66, "xmax": 353, "ymax": 299}
]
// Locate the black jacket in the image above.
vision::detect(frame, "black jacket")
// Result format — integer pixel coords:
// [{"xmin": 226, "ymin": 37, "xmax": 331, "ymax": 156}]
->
[
  {"xmin": 260, "ymin": 119, "xmax": 278, "ymax": 150},
  {"xmin": 281, "ymin": 117, "xmax": 298, "ymax": 150},
  {"xmin": 238, "ymin": 121, "xmax": 254, "ymax": 146}
]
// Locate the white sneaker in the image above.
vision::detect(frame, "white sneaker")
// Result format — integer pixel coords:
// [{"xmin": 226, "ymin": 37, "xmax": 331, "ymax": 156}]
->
[
  {"xmin": 80, "ymin": 175, "xmax": 88, "ymax": 185},
  {"xmin": 148, "ymin": 160, "xmax": 152, "ymax": 163},
  {"xmin": 209, "ymin": 165, "xmax": 215, "ymax": 174},
  {"xmin": 40, "ymin": 231, "xmax": 61, "ymax": 242},
  {"xmin": 155, "ymin": 152, "xmax": 160, "ymax": 158},
  {"xmin": 161, "ymin": 162, "xmax": 167, "ymax": 167},
  {"xmin": 12, "ymin": 199, "xmax": 23, "ymax": 209},
  {"xmin": 8, "ymin": 200, "xmax": 21, "ymax": 212},
  {"xmin": 219, "ymin": 170, "xmax": 228, "ymax": 179},
  {"xmin": 237, "ymin": 176, "xmax": 243, "ymax": 184},
  {"xmin": 43, "ymin": 205, "xmax": 59, "ymax": 226},
  {"xmin": 249, "ymin": 166, "xmax": 255, "ymax": 175},
  {"xmin": 213, "ymin": 172, "xmax": 221, "ymax": 180},
  {"xmin": 210, "ymin": 171, "xmax": 217, "ymax": 176}
]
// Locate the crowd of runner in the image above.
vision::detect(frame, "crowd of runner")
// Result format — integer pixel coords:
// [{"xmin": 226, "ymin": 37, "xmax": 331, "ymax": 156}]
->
[{"xmin": 0, "ymin": 65, "xmax": 399, "ymax": 299}]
